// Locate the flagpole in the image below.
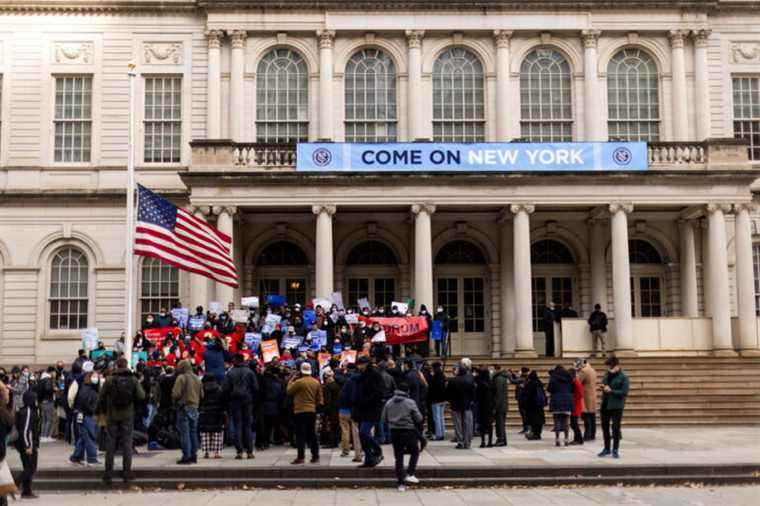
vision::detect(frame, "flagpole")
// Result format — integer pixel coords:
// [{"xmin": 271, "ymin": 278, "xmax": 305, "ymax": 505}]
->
[{"xmin": 124, "ymin": 61, "xmax": 138, "ymax": 367}]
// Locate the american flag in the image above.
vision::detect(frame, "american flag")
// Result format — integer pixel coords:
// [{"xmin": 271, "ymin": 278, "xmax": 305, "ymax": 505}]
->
[{"xmin": 134, "ymin": 185, "xmax": 238, "ymax": 288}]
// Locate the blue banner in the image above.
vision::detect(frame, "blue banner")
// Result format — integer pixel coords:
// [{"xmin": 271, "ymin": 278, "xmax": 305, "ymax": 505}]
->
[{"xmin": 297, "ymin": 142, "xmax": 647, "ymax": 172}]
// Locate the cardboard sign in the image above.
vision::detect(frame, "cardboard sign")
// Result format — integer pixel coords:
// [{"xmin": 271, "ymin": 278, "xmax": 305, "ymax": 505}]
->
[
  {"xmin": 261, "ymin": 339, "xmax": 280, "ymax": 363},
  {"xmin": 171, "ymin": 308, "xmax": 189, "ymax": 328},
  {"xmin": 208, "ymin": 301, "xmax": 223, "ymax": 314},
  {"xmin": 313, "ymin": 298, "xmax": 332, "ymax": 311},
  {"xmin": 244, "ymin": 332, "xmax": 261, "ymax": 351},
  {"xmin": 318, "ymin": 352, "xmax": 331, "ymax": 368},
  {"xmin": 188, "ymin": 315, "xmax": 206, "ymax": 332},
  {"xmin": 241, "ymin": 296, "xmax": 259, "ymax": 308},
  {"xmin": 281, "ymin": 335, "xmax": 303, "ymax": 349},
  {"xmin": 345, "ymin": 313, "xmax": 359, "ymax": 325},
  {"xmin": 391, "ymin": 301, "xmax": 409, "ymax": 315},
  {"xmin": 231, "ymin": 309, "xmax": 250, "ymax": 323},
  {"xmin": 329, "ymin": 292, "xmax": 344, "ymax": 309},
  {"xmin": 360, "ymin": 316, "xmax": 429, "ymax": 345},
  {"xmin": 341, "ymin": 349, "xmax": 357, "ymax": 364},
  {"xmin": 81, "ymin": 328, "xmax": 99, "ymax": 351}
]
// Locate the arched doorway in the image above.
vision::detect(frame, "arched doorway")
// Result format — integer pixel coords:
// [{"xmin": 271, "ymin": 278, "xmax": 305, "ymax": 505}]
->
[
  {"xmin": 531, "ymin": 239, "xmax": 577, "ymax": 356},
  {"xmin": 434, "ymin": 240, "xmax": 489, "ymax": 356},
  {"xmin": 345, "ymin": 240, "xmax": 398, "ymax": 310},
  {"xmin": 254, "ymin": 241, "xmax": 308, "ymax": 307},
  {"xmin": 629, "ymin": 239, "xmax": 665, "ymax": 316}
]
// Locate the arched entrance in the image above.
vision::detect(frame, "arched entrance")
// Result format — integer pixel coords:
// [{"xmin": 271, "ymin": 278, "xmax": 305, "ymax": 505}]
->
[
  {"xmin": 254, "ymin": 241, "xmax": 308, "ymax": 307},
  {"xmin": 629, "ymin": 239, "xmax": 665, "ymax": 316},
  {"xmin": 531, "ymin": 239, "xmax": 577, "ymax": 356},
  {"xmin": 434, "ymin": 240, "xmax": 489, "ymax": 356},
  {"xmin": 344, "ymin": 240, "xmax": 398, "ymax": 310}
]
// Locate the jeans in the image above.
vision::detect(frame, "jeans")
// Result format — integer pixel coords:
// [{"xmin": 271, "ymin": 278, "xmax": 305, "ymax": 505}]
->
[
  {"xmin": 451, "ymin": 409, "xmax": 473, "ymax": 447},
  {"xmin": 294, "ymin": 412, "xmax": 319, "ymax": 460},
  {"xmin": 434, "ymin": 335, "xmax": 448, "ymax": 357},
  {"xmin": 431, "ymin": 402, "xmax": 446, "ymax": 440},
  {"xmin": 177, "ymin": 407, "xmax": 199, "ymax": 461},
  {"xmin": 391, "ymin": 429, "xmax": 419, "ymax": 485},
  {"xmin": 601, "ymin": 409, "xmax": 623, "ymax": 451},
  {"xmin": 40, "ymin": 400, "xmax": 55, "ymax": 439},
  {"xmin": 230, "ymin": 403, "xmax": 253, "ymax": 454},
  {"xmin": 71, "ymin": 415, "xmax": 98, "ymax": 463},
  {"xmin": 105, "ymin": 419, "xmax": 133, "ymax": 479},
  {"xmin": 358, "ymin": 421, "xmax": 382, "ymax": 465}
]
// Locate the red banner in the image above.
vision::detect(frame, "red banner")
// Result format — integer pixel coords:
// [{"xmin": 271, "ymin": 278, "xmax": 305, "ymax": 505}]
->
[
  {"xmin": 360, "ymin": 316, "xmax": 429, "ymax": 345},
  {"xmin": 143, "ymin": 327, "xmax": 182, "ymax": 343}
]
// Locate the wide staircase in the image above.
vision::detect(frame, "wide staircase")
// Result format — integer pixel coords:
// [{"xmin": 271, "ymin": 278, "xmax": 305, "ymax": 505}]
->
[{"xmin": 442, "ymin": 356, "xmax": 760, "ymax": 427}]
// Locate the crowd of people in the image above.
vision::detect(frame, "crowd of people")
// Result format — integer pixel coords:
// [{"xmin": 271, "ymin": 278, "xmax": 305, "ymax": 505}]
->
[{"xmin": 0, "ymin": 299, "xmax": 629, "ymax": 497}]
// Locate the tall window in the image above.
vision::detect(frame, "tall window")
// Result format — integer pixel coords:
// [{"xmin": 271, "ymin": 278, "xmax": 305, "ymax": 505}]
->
[
  {"xmin": 607, "ymin": 48, "xmax": 660, "ymax": 141},
  {"xmin": 256, "ymin": 48, "xmax": 309, "ymax": 143},
  {"xmin": 432, "ymin": 47, "xmax": 485, "ymax": 142},
  {"xmin": 54, "ymin": 76, "xmax": 92, "ymax": 162},
  {"xmin": 733, "ymin": 76, "xmax": 760, "ymax": 160},
  {"xmin": 144, "ymin": 76, "xmax": 182, "ymax": 163},
  {"xmin": 753, "ymin": 243, "xmax": 760, "ymax": 315},
  {"xmin": 140, "ymin": 258, "xmax": 179, "ymax": 317},
  {"xmin": 345, "ymin": 48, "xmax": 397, "ymax": 142},
  {"xmin": 520, "ymin": 49, "xmax": 572, "ymax": 141},
  {"xmin": 49, "ymin": 247, "xmax": 88, "ymax": 330}
]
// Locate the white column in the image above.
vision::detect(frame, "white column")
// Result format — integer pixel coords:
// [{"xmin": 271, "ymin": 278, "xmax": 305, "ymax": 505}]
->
[
  {"xmin": 312, "ymin": 205, "xmax": 336, "ymax": 298},
  {"xmin": 317, "ymin": 30, "xmax": 335, "ymax": 140},
  {"xmin": 609, "ymin": 203, "xmax": 635, "ymax": 355},
  {"xmin": 205, "ymin": 29, "xmax": 223, "ymax": 139},
  {"xmin": 499, "ymin": 214, "xmax": 515, "ymax": 356},
  {"xmin": 489, "ymin": 264, "xmax": 501, "ymax": 357},
  {"xmin": 189, "ymin": 207, "xmax": 211, "ymax": 309},
  {"xmin": 706, "ymin": 203, "xmax": 735, "ymax": 355},
  {"xmin": 511, "ymin": 204, "xmax": 536, "ymax": 357},
  {"xmin": 678, "ymin": 219, "xmax": 699, "ymax": 317},
  {"xmin": 692, "ymin": 29, "xmax": 712, "ymax": 141},
  {"xmin": 412, "ymin": 204, "xmax": 435, "ymax": 314},
  {"xmin": 734, "ymin": 203, "xmax": 760, "ymax": 354},
  {"xmin": 214, "ymin": 206, "xmax": 237, "ymax": 306},
  {"xmin": 701, "ymin": 218, "xmax": 711, "ymax": 316},
  {"xmin": 229, "ymin": 30, "xmax": 247, "ymax": 142},
  {"xmin": 588, "ymin": 217, "xmax": 608, "ymax": 311},
  {"xmin": 494, "ymin": 30, "xmax": 512, "ymax": 141},
  {"xmin": 669, "ymin": 30, "xmax": 690, "ymax": 141},
  {"xmin": 406, "ymin": 30, "xmax": 425, "ymax": 141},
  {"xmin": 581, "ymin": 29, "xmax": 602, "ymax": 141}
]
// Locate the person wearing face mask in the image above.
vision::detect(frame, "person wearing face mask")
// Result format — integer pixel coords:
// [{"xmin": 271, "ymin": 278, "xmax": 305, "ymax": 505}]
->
[
  {"xmin": 69, "ymin": 371, "xmax": 100, "ymax": 466},
  {"xmin": 10, "ymin": 367, "xmax": 30, "ymax": 413},
  {"xmin": 156, "ymin": 307, "xmax": 173, "ymax": 328},
  {"xmin": 14, "ymin": 391, "xmax": 40, "ymax": 499},
  {"xmin": 374, "ymin": 306, "xmax": 386, "ymax": 317},
  {"xmin": 433, "ymin": 307, "xmax": 450, "ymax": 357},
  {"xmin": 417, "ymin": 305, "xmax": 432, "ymax": 357}
]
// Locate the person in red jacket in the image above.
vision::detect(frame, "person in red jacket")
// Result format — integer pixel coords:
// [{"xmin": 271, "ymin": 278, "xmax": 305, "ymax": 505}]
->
[{"xmin": 569, "ymin": 368, "xmax": 585, "ymax": 445}]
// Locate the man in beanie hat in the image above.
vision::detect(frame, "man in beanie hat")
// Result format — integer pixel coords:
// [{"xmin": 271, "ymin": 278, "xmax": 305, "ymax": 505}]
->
[{"xmin": 286, "ymin": 362, "xmax": 323, "ymax": 464}]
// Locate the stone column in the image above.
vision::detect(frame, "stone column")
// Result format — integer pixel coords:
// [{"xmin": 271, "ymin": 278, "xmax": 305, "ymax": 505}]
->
[
  {"xmin": 489, "ymin": 263, "xmax": 501, "ymax": 358},
  {"xmin": 190, "ymin": 207, "xmax": 211, "ymax": 309},
  {"xmin": 317, "ymin": 30, "xmax": 335, "ymax": 140},
  {"xmin": 734, "ymin": 203, "xmax": 760, "ymax": 354},
  {"xmin": 312, "ymin": 204, "xmax": 336, "ymax": 298},
  {"xmin": 511, "ymin": 204, "xmax": 536, "ymax": 357},
  {"xmin": 214, "ymin": 206, "xmax": 237, "ymax": 306},
  {"xmin": 706, "ymin": 203, "xmax": 735, "ymax": 355},
  {"xmin": 205, "ymin": 29, "xmax": 223, "ymax": 139},
  {"xmin": 669, "ymin": 30, "xmax": 689, "ymax": 141},
  {"xmin": 588, "ymin": 217, "xmax": 608, "ymax": 311},
  {"xmin": 581, "ymin": 29, "xmax": 602, "ymax": 141},
  {"xmin": 406, "ymin": 30, "xmax": 425, "ymax": 141},
  {"xmin": 494, "ymin": 30, "xmax": 513, "ymax": 141},
  {"xmin": 412, "ymin": 203, "xmax": 435, "ymax": 314},
  {"xmin": 499, "ymin": 213, "xmax": 515, "ymax": 356},
  {"xmin": 609, "ymin": 203, "xmax": 635, "ymax": 355},
  {"xmin": 692, "ymin": 29, "xmax": 712, "ymax": 141},
  {"xmin": 678, "ymin": 219, "xmax": 699, "ymax": 317},
  {"xmin": 229, "ymin": 30, "xmax": 247, "ymax": 142}
]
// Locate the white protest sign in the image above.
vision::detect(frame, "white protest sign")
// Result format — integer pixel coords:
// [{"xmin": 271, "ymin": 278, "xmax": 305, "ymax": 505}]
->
[
  {"xmin": 329, "ymin": 292, "xmax": 344, "ymax": 309},
  {"xmin": 391, "ymin": 301, "xmax": 409, "ymax": 315},
  {"xmin": 370, "ymin": 329, "xmax": 386, "ymax": 343},
  {"xmin": 313, "ymin": 298, "xmax": 332, "ymax": 311},
  {"xmin": 345, "ymin": 313, "xmax": 359, "ymax": 325},
  {"xmin": 265, "ymin": 313, "xmax": 282, "ymax": 326},
  {"xmin": 208, "ymin": 301, "xmax": 223, "ymax": 314},
  {"xmin": 241, "ymin": 296, "xmax": 259, "ymax": 308},
  {"xmin": 170, "ymin": 307, "xmax": 189, "ymax": 328},
  {"xmin": 81, "ymin": 328, "xmax": 99, "ymax": 351},
  {"xmin": 231, "ymin": 309, "xmax": 250, "ymax": 323},
  {"xmin": 357, "ymin": 297, "xmax": 370, "ymax": 310}
]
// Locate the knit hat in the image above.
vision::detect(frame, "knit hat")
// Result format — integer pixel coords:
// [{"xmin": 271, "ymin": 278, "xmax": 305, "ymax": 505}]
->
[{"xmin": 82, "ymin": 361, "xmax": 95, "ymax": 373}]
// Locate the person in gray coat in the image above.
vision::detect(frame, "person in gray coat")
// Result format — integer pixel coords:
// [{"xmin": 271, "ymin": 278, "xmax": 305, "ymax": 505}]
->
[{"xmin": 381, "ymin": 382, "xmax": 423, "ymax": 491}]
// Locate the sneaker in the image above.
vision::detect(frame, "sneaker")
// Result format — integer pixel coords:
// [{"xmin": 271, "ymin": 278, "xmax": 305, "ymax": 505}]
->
[
  {"xmin": 404, "ymin": 475, "xmax": 420, "ymax": 484},
  {"xmin": 85, "ymin": 461, "xmax": 100, "ymax": 467},
  {"xmin": 352, "ymin": 456, "xmax": 363, "ymax": 463},
  {"xmin": 597, "ymin": 449, "xmax": 611, "ymax": 458},
  {"xmin": 69, "ymin": 458, "xmax": 84, "ymax": 466},
  {"xmin": 234, "ymin": 453, "xmax": 243, "ymax": 460},
  {"xmin": 247, "ymin": 452, "xmax": 255, "ymax": 460},
  {"xmin": 398, "ymin": 484, "xmax": 407, "ymax": 492},
  {"xmin": 176, "ymin": 458, "xmax": 192, "ymax": 465},
  {"xmin": 612, "ymin": 450, "xmax": 620, "ymax": 459},
  {"xmin": 20, "ymin": 492, "xmax": 39, "ymax": 499},
  {"xmin": 290, "ymin": 458, "xmax": 305, "ymax": 465}
]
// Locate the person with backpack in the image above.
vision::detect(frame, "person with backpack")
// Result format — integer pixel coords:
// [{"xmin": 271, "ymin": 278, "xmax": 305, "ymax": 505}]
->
[
  {"xmin": 172, "ymin": 360, "xmax": 203, "ymax": 465},
  {"xmin": 587, "ymin": 304, "xmax": 608, "ymax": 357},
  {"xmin": 523, "ymin": 370, "xmax": 546, "ymax": 440},
  {"xmin": 14, "ymin": 391, "xmax": 40, "ymax": 499},
  {"xmin": 97, "ymin": 357, "xmax": 145, "ymax": 486},
  {"xmin": 222, "ymin": 354, "xmax": 259, "ymax": 460},
  {"xmin": 36, "ymin": 367, "xmax": 56, "ymax": 443},
  {"xmin": 69, "ymin": 371, "xmax": 100, "ymax": 466}
]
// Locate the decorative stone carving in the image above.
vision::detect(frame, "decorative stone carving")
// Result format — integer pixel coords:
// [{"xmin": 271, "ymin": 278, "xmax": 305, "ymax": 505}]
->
[
  {"xmin": 668, "ymin": 30, "xmax": 689, "ymax": 49},
  {"xmin": 411, "ymin": 203, "xmax": 436, "ymax": 215},
  {"xmin": 493, "ymin": 30, "xmax": 512, "ymax": 49},
  {"xmin": 406, "ymin": 30, "xmax": 424, "ymax": 49},
  {"xmin": 143, "ymin": 42, "xmax": 183, "ymax": 64},
  {"xmin": 705, "ymin": 202, "xmax": 732, "ymax": 215},
  {"xmin": 212, "ymin": 205, "xmax": 238, "ymax": 217},
  {"xmin": 731, "ymin": 42, "xmax": 760, "ymax": 63},
  {"xmin": 312, "ymin": 204, "xmax": 336, "ymax": 216},
  {"xmin": 609, "ymin": 202, "xmax": 634, "ymax": 215},
  {"xmin": 581, "ymin": 29, "xmax": 601, "ymax": 49},
  {"xmin": 205, "ymin": 29, "xmax": 223, "ymax": 50},
  {"xmin": 317, "ymin": 30, "xmax": 335, "ymax": 49},
  {"xmin": 692, "ymin": 29, "xmax": 711, "ymax": 49},
  {"xmin": 52, "ymin": 41, "xmax": 94, "ymax": 64},
  {"xmin": 230, "ymin": 30, "xmax": 247, "ymax": 50},
  {"xmin": 510, "ymin": 203, "xmax": 535, "ymax": 215}
]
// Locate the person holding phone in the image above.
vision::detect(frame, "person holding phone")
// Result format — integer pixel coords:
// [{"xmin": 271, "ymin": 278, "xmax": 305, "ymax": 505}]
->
[{"xmin": 598, "ymin": 356, "xmax": 629, "ymax": 459}]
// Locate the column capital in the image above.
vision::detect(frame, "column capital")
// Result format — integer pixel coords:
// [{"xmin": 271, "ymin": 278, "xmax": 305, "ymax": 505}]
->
[
  {"xmin": 734, "ymin": 202, "xmax": 757, "ymax": 214},
  {"xmin": 312, "ymin": 204, "xmax": 337, "ymax": 216},
  {"xmin": 229, "ymin": 29, "xmax": 247, "ymax": 49},
  {"xmin": 692, "ymin": 28, "xmax": 712, "ymax": 48},
  {"xmin": 493, "ymin": 30, "xmax": 513, "ymax": 48},
  {"xmin": 609, "ymin": 202, "xmax": 633, "ymax": 215},
  {"xmin": 212, "ymin": 205, "xmax": 238, "ymax": 217},
  {"xmin": 668, "ymin": 29, "xmax": 689, "ymax": 49},
  {"xmin": 510, "ymin": 203, "xmax": 535, "ymax": 215},
  {"xmin": 205, "ymin": 29, "xmax": 223, "ymax": 49},
  {"xmin": 405, "ymin": 30, "xmax": 425, "ymax": 49},
  {"xmin": 192, "ymin": 205, "xmax": 212, "ymax": 217},
  {"xmin": 581, "ymin": 29, "xmax": 602, "ymax": 49},
  {"xmin": 411, "ymin": 203, "xmax": 436, "ymax": 216},
  {"xmin": 706, "ymin": 202, "xmax": 732, "ymax": 215},
  {"xmin": 317, "ymin": 29, "xmax": 335, "ymax": 49},
  {"xmin": 677, "ymin": 218, "xmax": 699, "ymax": 229}
]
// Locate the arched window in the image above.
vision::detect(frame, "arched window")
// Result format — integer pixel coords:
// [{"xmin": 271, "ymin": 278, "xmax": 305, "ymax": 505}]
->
[
  {"xmin": 435, "ymin": 240, "xmax": 487, "ymax": 264},
  {"xmin": 345, "ymin": 48, "xmax": 397, "ymax": 142},
  {"xmin": 346, "ymin": 240, "xmax": 397, "ymax": 265},
  {"xmin": 520, "ymin": 49, "xmax": 573, "ymax": 141},
  {"xmin": 140, "ymin": 258, "xmax": 179, "ymax": 317},
  {"xmin": 256, "ymin": 241, "xmax": 308, "ymax": 266},
  {"xmin": 629, "ymin": 239, "xmax": 662, "ymax": 264},
  {"xmin": 531, "ymin": 239, "xmax": 575, "ymax": 264},
  {"xmin": 49, "ymin": 247, "xmax": 88, "ymax": 330},
  {"xmin": 432, "ymin": 48, "xmax": 485, "ymax": 142},
  {"xmin": 256, "ymin": 48, "xmax": 309, "ymax": 143},
  {"xmin": 607, "ymin": 48, "xmax": 660, "ymax": 141}
]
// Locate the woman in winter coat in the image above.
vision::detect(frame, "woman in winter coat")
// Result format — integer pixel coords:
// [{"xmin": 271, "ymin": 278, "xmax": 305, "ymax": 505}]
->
[
  {"xmin": 548, "ymin": 365, "xmax": 574, "ymax": 447},
  {"xmin": 569, "ymin": 369, "xmax": 585, "ymax": 445},
  {"xmin": 198, "ymin": 374, "xmax": 226, "ymax": 459},
  {"xmin": 475, "ymin": 366, "xmax": 495, "ymax": 447},
  {"xmin": 15, "ymin": 391, "xmax": 40, "ymax": 499},
  {"xmin": 523, "ymin": 371, "xmax": 546, "ymax": 440}
]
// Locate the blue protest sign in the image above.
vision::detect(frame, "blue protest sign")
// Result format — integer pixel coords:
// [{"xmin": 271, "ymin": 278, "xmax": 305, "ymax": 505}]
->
[
  {"xmin": 431, "ymin": 320, "xmax": 444, "ymax": 341},
  {"xmin": 332, "ymin": 342, "xmax": 343, "ymax": 355},
  {"xmin": 266, "ymin": 294, "xmax": 287, "ymax": 307},
  {"xmin": 188, "ymin": 315, "xmax": 205, "ymax": 332},
  {"xmin": 244, "ymin": 332, "xmax": 261, "ymax": 351},
  {"xmin": 281, "ymin": 335, "xmax": 303, "ymax": 349},
  {"xmin": 171, "ymin": 308, "xmax": 189, "ymax": 328},
  {"xmin": 308, "ymin": 330, "xmax": 327, "ymax": 349},
  {"xmin": 303, "ymin": 309, "xmax": 316, "ymax": 328}
]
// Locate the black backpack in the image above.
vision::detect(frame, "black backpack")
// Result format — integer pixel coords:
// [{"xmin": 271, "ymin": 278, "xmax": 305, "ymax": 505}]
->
[{"xmin": 111, "ymin": 375, "xmax": 134, "ymax": 408}]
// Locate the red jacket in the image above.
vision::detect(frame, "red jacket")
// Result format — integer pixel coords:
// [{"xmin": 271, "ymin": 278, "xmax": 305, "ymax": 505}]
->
[{"xmin": 572, "ymin": 377, "xmax": 585, "ymax": 417}]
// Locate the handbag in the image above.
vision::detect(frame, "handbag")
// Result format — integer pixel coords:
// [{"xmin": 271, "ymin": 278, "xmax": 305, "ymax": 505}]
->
[{"xmin": 0, "ymin": 460, "xmax": 18, "ymax": 496}]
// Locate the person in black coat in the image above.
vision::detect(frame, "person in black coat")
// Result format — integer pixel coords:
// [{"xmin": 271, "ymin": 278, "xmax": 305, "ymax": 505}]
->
[
  {"xmin": 427, "ymin": 362, "xmax": 447, "ymax": 441},
  {"xmin": 258, "ymin": 367, "xmax": 285, "ymax": 448},
  {"xmin": 15, "ymin": 391, "xmax": 40, "ymax": 499},
  {"xmin": 475, "ymin": 366, "xmax": 495, "ymax": 448},
  {"xmin": 523, "ymin": 371, "xmax": 546, "ymax": 440},
  {"xmin": 352, "ymin": 357, "xmax": 384, "ymax": 467},
  {"xmin": 199, "ymin": 375, "xmax": 226, "ymax": 459},
  {"xmin": 445, "ymin": 359, "xmax": 476, "ymax": 449},
  {"xmin": 222, "ymin": 355, "xmax": 260, "ymax": 459},
  {"xmin": 543, "ymin": 302, "xmax": 557, "ymax": 357},
  {"xmin": 548, "ymin": 365, "xmax": 574, "ymax": 447}
]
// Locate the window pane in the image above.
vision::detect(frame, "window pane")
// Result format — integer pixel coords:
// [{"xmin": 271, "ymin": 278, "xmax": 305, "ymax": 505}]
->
[
  {"xmin": 607, "ymin": 49, "xmax": 660, "ymax": 141},
  {"xmin": 432, "ymin": 48, "xmax": 485, "ymax": 142},
  {"xmin": 139, "ymin": 257, "xmax": 180, "ymax": 318},
  {"xmin": 54, "ymin": 76, "xmax": 93, "ymax": 163},
  {"xmin": 519, "ymin": 49, "xmax": 573, "ymax": 141},
  {"xmin": 256, "ymin": 49, "xmax": 309, "ymax": 143},
  {"xmin": 345, "ymin": 48, "xmax": 397, "ymax": 142},
  {"xmin": 734, "ymin": 77, "xmax": 760, "ymax": 160},
  {"xmin": 49, "ymin": 247, "xmax": 89, "ymax": 330}
]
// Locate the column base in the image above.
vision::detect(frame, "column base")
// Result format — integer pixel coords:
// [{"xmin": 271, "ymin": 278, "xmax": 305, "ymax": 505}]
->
[
  {"xmin": 712, "ymin": 348, "xmax": 739, "ymax": 357},
  {"xmin": 514, "ymin": 349, "xmax": 538, "ymax": 359},
  {"xmin": 613, "ymin": 349, "xmax": 638, "ymax": 358},
  {"xmin": 739, "ymin": 349, "xmax": 760, "ymax": 357}
]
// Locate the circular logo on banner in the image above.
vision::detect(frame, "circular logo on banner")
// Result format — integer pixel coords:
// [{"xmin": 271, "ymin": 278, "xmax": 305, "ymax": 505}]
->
[
  {"xmin": 612, "ymin": 147, "xmax": 633, "ymax": 166},
  {"xmin": 312, "ymin": 148, "xmax": 332, "ymax": 167}
]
